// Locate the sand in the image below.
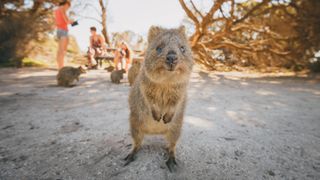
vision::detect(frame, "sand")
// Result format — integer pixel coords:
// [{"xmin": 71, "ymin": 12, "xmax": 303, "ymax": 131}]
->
[{"xmin": 0, "ymin": 67, "xmax": 319, "ymax": 179}]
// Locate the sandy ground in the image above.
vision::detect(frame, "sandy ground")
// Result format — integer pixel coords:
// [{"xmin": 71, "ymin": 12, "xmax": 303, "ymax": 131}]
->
[{"xmin": 0, "ymin": 67, "xmax": 319, "ymax": 180}]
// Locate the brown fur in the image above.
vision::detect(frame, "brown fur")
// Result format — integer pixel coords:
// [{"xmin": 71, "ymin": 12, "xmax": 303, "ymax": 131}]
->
[
  {"xmin": 125, "ymin": 26, "xmax": 194, "ymax": 172},
  {"xmin": 57, "ymin": 66, "xmax": 86, "ymax": 87},
  {"xmin": 110, "ymin": 69, "xmax": 126, "ymax": 84},
  {"xmin": 128, "ymin": 59, "xmax": 142, "ymax": 86}
]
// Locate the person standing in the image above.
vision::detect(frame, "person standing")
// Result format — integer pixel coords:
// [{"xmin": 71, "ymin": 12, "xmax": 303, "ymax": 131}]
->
[{"xmin": 54, "ymin": 0, "xmax": 73, "ymax": 69}]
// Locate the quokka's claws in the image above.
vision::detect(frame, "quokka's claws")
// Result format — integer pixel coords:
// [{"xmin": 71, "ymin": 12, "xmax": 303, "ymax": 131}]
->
[
  {"xmin": 151, "ymin": 109, "xmax": 161, "ymax": 121},
  {"xmin": 163, "ymin": 113, "xmax": 173, "ymax": 124},
  {"xmin": 123, "ymin": 152, "xmax": 136, "ymax": 166},
  {"xmin": 166, "ymin": 156, "xmax": 178, "ymax": 172}
]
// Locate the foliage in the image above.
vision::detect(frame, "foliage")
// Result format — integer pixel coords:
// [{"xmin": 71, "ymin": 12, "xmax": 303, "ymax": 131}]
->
[
  {"xmin": 111, "ymin": 31, "xmax": 147, "ymax": 51},
  {"xmin": 21, "ymin": 57, "xmax": 47, "ymax": 67},
  {"xmin": 0, "ymin": 57, "xmax": 47, "ymax": 68},
  {"xmin": 309, "ymin": 57, "xmax": 320, "ymax": 73},
  {"xmin": 179, "ymin": 0, "xmax": 320, "ymax": 71},
  {"xmin": 0, "ymin": 0, "xmax": 59, "ymax": 67}
]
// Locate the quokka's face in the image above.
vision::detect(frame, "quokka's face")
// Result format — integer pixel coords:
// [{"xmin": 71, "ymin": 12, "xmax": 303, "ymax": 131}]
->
[
  {"xmin": 78, "ymin": 66, "xmax": 87, "ymax": 74},
  {"xmin": 144, "ymin": 26, "xmax": 194, "ymax": 83},
  {"xmin": 119, "ymin": 69, "xmax": 126, "ymax": 79}
]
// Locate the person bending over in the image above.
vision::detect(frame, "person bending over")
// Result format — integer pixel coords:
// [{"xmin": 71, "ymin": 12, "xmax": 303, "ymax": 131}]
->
[{"xmin": 114, "ymin": 42, "xmax": 132, "ymax": 72}]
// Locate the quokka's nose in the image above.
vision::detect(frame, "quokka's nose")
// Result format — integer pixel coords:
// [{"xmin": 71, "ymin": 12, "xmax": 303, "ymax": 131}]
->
[{"xmin": 166, "ymin": 50, "xmax": 178, "ymax": 65}]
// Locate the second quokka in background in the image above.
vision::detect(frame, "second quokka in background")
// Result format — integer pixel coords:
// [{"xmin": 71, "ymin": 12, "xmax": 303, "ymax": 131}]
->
[
  {"xmin": 57, "ymin": 66, "xmax": 86, "ymax": 87},
  {"xmin": 110, "ymin": 69, "xmax": 126, "ymax": 84}
]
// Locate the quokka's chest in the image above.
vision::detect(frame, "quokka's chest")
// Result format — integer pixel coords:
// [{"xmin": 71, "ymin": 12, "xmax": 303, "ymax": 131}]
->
[{"xmin": 144, "ymin": 86, "xmax": 184, "ymax": 107}]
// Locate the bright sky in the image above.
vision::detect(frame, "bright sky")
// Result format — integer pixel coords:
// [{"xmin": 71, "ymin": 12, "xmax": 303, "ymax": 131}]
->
[{"xmin": 69, "ymin": 0, "xmax": 186, "ymax": 51}]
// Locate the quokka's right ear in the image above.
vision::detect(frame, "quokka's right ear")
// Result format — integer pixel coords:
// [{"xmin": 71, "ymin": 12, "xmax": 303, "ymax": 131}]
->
[
  {"xmin": 148, "ymin": 26, "xmax": 164, "ymax": 43},
  {"xmin": 178, "ymin": 26, "xmax": 186, "ymax": 34}
]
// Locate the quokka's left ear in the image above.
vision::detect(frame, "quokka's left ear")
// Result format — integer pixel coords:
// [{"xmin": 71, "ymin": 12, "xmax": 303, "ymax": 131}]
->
[{"xmin": 148, "ymin": 26, "xmax": 164, "ymax": 43}]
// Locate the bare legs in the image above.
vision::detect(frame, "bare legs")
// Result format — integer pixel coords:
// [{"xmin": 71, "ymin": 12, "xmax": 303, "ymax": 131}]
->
[
  {"xmin": 113, "ymin": 51, "xmax": 122, "ymax": 71},
  {"xmin": 124, "ymin": 58, "xmax": 130, "ymax": 72},
  {"xmin": 113, "ymin": 51, "xmax": 129, "ymax": 72},
  {"xmin": 87, "ymin": 48, "xmax": 97, "ymax": 68},
  {"xmin": 56, "ymin": 37, "xmax": 68, "ymax": 69}
]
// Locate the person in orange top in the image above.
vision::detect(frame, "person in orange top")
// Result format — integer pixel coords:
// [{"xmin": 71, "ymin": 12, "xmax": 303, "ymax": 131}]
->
[{"xmin": 54, "ymin": 0, "xmax": 74, "ymax": 69}]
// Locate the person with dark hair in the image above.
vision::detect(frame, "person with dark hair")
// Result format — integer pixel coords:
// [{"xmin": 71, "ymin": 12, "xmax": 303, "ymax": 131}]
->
[
  {"xmin": 59, "ymin": 0, "xmax": 70, "ymax": 6},
  {"xmin": 90, "ymin": 27, "xmax": 97, "ymax": 32},
  {"xmin": 87, "ymin": 26, "xmax": 107, "ymax": 69},
  {"xmin": 54, "ymin": 0, "xmax": 74, "ymax": 69}
]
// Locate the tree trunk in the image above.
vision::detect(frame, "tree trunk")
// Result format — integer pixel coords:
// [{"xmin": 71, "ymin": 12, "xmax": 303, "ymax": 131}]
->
[{"xmin": 99, "ymin": 0, "xmax": 110, "ymax": 45}]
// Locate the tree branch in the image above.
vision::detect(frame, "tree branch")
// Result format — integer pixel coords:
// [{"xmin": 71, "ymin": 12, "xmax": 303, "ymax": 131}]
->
[
  {"xmin": 233, "ymin": 0, "xmax": 270, "ymax": 25},
  {"xmin": 77, "ymin": 14, "xmax": 102, "ymax": 24},
  {"xmin": 190, "ymin": 0, "xmax": 204, "ymax": 18},
  {"xmin": 83, "ymin": 3, "xmax": 102, "ymax": 16},
  {"xmin": 203, "ymin": 0, "xmax": 226, "ymax": 23},
  {"xmin": 179, "ymin": 0, "xmax": 200, "ymax": 26}
]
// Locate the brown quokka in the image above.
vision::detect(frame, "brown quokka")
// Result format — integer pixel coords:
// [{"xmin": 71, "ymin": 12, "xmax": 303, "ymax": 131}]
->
[
  {"xmin": 110, "ymin": 69, "xmax": 126, "ymax": 84},
  {"xmin": 124, "ymin": 26, "xmax": 194, "ymax": 172},
  {"xmin": 57, "ymin": 66, "xmax": 86, "ymax": 87},
  {"xmin": 128, "ymin": 58, "xmax": 142, "ymax": 86}
]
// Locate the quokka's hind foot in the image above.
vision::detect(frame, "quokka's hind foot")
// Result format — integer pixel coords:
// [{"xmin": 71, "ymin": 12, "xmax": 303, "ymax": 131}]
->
[
  {"xmin": 165, "ymin": 140, "xmax": 179, "ymax": 172},
  {"xmin": 123, "ymin": 144, "xmax": 141, "ymax": 166},
  {"xmin": 166, "ymin": 155, "xmax": 178, "ymax": 172},
  {"xmin": 123, "ymin": 150, "xmax": 137, "ymax": 166}
]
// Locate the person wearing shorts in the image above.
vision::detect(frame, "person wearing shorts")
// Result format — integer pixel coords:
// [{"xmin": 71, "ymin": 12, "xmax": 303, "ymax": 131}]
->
[
  {"xmin": 87, "ymin": 26, "xmax": 107, "ymax": 69},
  {"xmin": 54, "ymin": 0, "xmax": 73, "ymax": 69}
]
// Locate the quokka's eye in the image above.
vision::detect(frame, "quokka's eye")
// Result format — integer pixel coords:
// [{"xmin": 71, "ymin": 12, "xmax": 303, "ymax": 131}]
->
[
  {"xmin": 156, "ymin": 46, "xmax": 162, "ymax": 54},
  {"xmin": 180, "ymin": 46, "xmax": 186, "ymax": 53}
]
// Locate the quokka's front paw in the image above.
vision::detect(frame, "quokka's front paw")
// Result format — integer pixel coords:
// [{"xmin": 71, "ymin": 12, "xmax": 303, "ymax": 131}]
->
[
  {"xmin": 151, "ymin": 109, "xmax": 161, "ymax": 122},
  {"xmin": 163, "ymin": 113, "xmax": 174, "ymax": 124}
]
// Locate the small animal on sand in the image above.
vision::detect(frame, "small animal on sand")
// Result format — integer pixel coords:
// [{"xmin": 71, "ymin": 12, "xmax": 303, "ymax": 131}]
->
[
  {"xmin": 110, "ymin": 69, "xmax": 126, "ymax": 84},
  {"xmin": 57, "ymin": 66, "xmax": 86, "ymax": 87},
  {"xmin": 124, "ymin": 26, "xmax": 194, "ymax": 172},
  {"xmin": 128, "ymin": 58, "xmax": 142, "ymax": 86}
]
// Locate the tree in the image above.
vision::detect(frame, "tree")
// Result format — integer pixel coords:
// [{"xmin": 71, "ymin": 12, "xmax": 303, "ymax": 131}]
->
[
  {"xmin": 0, "ymin": 0, "xmax": 60, "ymax": 66},
  {"xmin": 72, "ymin": 0, "xmax": 110, "ymax": 45},
  {"xmin": 179, "ymin": 0, "xmax": 320, "ymax": 70},
  {"xmin": 111, "ymin": 30, "xmax": 147, "ymax": 51}
]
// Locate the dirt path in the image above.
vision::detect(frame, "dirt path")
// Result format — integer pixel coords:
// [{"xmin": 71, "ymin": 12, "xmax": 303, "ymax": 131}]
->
[{"xmin": 0, "ymin": 67, "xmax": 319, "ymax": 180}]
